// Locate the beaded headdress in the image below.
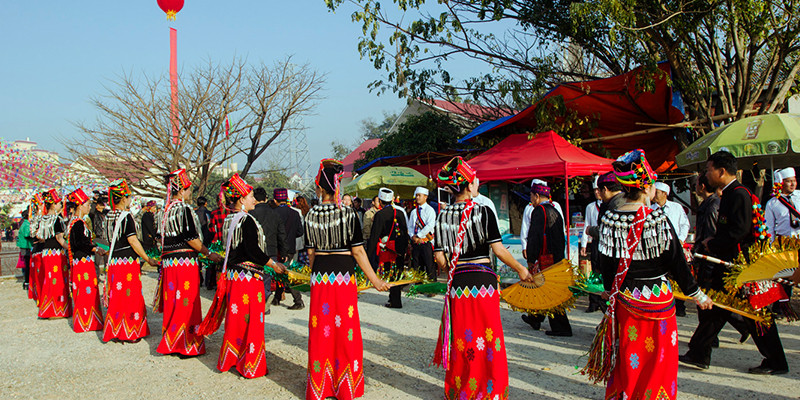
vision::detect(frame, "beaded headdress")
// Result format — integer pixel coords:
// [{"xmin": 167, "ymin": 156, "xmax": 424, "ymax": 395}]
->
[
  {"xmin": 219, "ymin": 173, "xmax": 253, "ymax": 209},
  {"xmin": 613, "ymin": 149, "xmax": 657, "ymax": 190},
  {"xmin": 108, "ymin": 178, "xmax": 132, "ymax": 209},
  {"xmin": 438, "ymin": 156, "xmax": 476, "ymax": 191},
  {"xmin": 42, "ymin": 188, "xmax": 61, "ymax": 204},
  {"xmin": 166, "ymin": 168, "xmax": 192, "ymax": 192}
]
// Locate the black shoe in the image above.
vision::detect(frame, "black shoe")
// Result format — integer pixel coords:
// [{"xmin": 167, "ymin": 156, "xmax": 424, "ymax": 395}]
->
[
  {"xmin": 545, "ymin": 330, "xmax": 573, "ymax": 337},
  {"xmin": 287, "ymin": 302, "xmax": 305, "ymax": 310},
  {"xmin": 271, "ymin": 297, "xmax": 281, "ymax": 306},
  {"xmin": 679, "ymin": 354, "xmax": 709, "ymax": 370},
  {"xmin": 711, "ymin": 338, "xmax": 719, "ymax": 348},
  {"xmin": 521, "ymin": 314, "xmax": 541, "ymax": 330},
  {"xmin": 739, "ymin": 332, "xmax": 750, "ymax": 344},
  {"xmin": 23, "ymin": 283, "xmax": 28, "ymax": 290},
  {"xmin": 676, "ymin": 309, "xmax": 687, "ymax": 317},
  {"xmin": 383, "ymin": 303, "xmax": 402, "ymax": 309},
  {"xmin": 585, "ymin": 306, "xmax": 598, "ymax": 313},
  {"xmin": 748, "ymin": 365, "xmax": 788, "ymax": 375}
]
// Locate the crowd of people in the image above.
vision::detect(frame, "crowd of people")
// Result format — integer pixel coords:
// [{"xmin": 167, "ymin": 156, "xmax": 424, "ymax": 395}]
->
[{"xmin": 10, "ymin": 149, "xmax": 800, "ymax": 400}]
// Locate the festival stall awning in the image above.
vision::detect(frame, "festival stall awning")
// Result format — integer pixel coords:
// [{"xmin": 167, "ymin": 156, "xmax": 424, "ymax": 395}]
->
[
  {"xmin": 468, "ymin": 131, "xmax": 614, "ymax": 181},
  {"xmin": 460, "ymin": 63, "xmax": 685, "ymax": 172},
  {"xmin": 342, "ymin": 138, "xmax": 381, "ymax": 178}
]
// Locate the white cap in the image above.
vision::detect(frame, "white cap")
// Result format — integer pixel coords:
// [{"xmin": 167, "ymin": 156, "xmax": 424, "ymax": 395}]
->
[
  {"xmin": 592, "ymin": 176, "xmax": 599, "ymax": 189},
  {"xmin": 414, "ymin": 187, "xmax": 429, "ymax": 196},
  {"xmin": 654, "ymin": 182, "xmax": 671, "ymax": 195},
  {"xmin": 531, "ymin": 179, "xmax": 548, "ymax": 188},
  {"xmin": 378, "ymin": 187, "xmax": 394, "ymax": 202},
  {"xmin": 774, "ymin": 167, "xmax": 796, "ymax": 182}
]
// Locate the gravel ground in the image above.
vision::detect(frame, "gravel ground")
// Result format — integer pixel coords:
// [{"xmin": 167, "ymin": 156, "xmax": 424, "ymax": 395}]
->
[{"xmin": 0, "ymin": 270, "xmax": 798, "ymax": 400}]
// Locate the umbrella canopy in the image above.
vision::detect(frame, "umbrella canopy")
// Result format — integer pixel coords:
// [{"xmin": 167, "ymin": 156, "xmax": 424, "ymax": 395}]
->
[
  {"xmin": 342, "ymin": 166, "xmax": 433, "ymax": 199},
  {"xmin": 676, "ymin": 113, "xmax": 800, "ymax": 168}
]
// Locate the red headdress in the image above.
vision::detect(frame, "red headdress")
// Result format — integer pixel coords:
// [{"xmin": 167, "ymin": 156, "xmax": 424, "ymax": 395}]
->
[
  {"xmin": 67, "ymin": 188, "xmax": 90, "ymax": 205},
  {"xmin": 437, "ymin": 156, "xmax": 477, "ymax": 192},
  {"xmin": 42, "ymin": 189, "xmax": 62, "ymax": 204},
  {"xmin": 219, "ymin": 173, "xmax": 253, "ymax": 210}
]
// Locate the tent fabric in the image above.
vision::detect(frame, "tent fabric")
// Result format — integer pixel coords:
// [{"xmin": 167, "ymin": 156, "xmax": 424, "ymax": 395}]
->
[
  {"xmin": 342, "ymin": 138, "xmax": 381, "ymax": 178},
  {"xmin": 460, "ymin": 63, "xmax": 685, "ymax": 172},
  {"xmin": 467, "ymin": 131, "xmax": 614, "ymax": 181}
]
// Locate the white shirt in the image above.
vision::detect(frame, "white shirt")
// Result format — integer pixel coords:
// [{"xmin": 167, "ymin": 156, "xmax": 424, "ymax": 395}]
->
[
  {"xmin": 520, "ymin": 200, "xmax": 564, "ymax": 250},
  {"xmin": 651, "ymin": 200, "xmax": 690, "ymax": 242},
  {"xmin": 407, "ymin": 202, "xmax": 437, "ymax": 243},
  {"xmin": 473, "ymin": 193, "xmax": 500, "ymax": 232},
  {"xmin": 581, "ymin": 200, "xmax": 602, "ymax": 248},
  {"xmin": 764, "ymin": 190, "xmax": 800, "ymax": 241}
]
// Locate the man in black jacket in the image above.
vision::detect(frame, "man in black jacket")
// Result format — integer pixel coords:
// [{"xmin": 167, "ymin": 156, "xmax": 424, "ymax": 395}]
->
[
  {"xmin": 250, "ymin": 187, "xmax": 288, "ymax": 311},
  {"xmin": 520, "ymin": 181, "xmax": 572, "ymax": 336},
  {"xmin": 368, "ymin": 188, "xmax": 409, "ymax": 309},
  {"xmin": 141, "ymin": 201, "xmax": 158, "ymax": 253},
  {"xmin": 681, "ymin": 151, "xmax": 788, "ymax": 375},
  {"xmin": 271, "ymin": 188, "xmax": 305, "ymax": 310}
]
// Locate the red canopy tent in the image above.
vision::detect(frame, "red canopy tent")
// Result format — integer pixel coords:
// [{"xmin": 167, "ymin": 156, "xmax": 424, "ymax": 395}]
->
[
  {"xmin": 461, "ymin": 63, "xmax": 684, "ymax": 172},
  {"xmin": 468, "ymin": 130, "xmax": 614, "ymax": 258},
  {"xmin": 342, "ymin": 138, "xmax": 381, "ymax": 178}
]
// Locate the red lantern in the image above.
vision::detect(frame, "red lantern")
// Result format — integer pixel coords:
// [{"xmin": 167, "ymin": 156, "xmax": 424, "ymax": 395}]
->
[{"xmin": 157, "ymin": 0, "xmax": 184, "ymax": 20}]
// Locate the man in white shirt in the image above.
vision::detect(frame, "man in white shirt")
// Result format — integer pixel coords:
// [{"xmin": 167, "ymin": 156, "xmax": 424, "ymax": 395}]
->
[
  {"xmin": 580, "ymin": 176, "xmax": 602, "ymax": 255},
  {"xmin": 470, "ymin": 177, "xmax": 498, "ymax": 216},
  {"xmin": 765, "ymin": 167, "xmax": 800, "ymax": 241},
  {"xmin": 652, "ymin": 182, "xmax": 690, "ymax": 242},
  {"xmin": 521, "ymin": 179, "xmax": 564, "ymax": 259},
  {"xmin": 407, "ymin": 187, "xmax": 437, "ymax": 282}
]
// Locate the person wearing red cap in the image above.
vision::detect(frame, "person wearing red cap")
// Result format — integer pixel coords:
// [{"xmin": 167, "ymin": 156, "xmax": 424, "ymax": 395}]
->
[
  {"xmin": 37, "ymin": 189, "xmax": 72, "ymax": 319},
  {"xmin": 27, "ymin": 195, "xmax": 43, "ymax": 303},
  {"xmin": 65, "ymin": 188, "xmax": 105, "ymax": 332},
  {"xmin": 304, "ymin": 159, "xmax": 389, "ymax": 400},
  {"xmin": 154, "ymin": 169, "xmax": 222, "ymax": 357},
  {"xmin": 272, "ymin": 187, "xmax": 305, "ymax": 310},
  {"xmin": 103, "ymin": 179, "xmax": 158, "ymax": 343},
  {"xmin": 198, "ymin": 173, "xmax": 287, "ymax": 379}
]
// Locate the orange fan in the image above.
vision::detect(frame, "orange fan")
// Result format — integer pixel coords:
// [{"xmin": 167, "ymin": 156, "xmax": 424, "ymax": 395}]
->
[{"xmin": 501, "ymin": 259, "xmax": 578, "ymax": 315}]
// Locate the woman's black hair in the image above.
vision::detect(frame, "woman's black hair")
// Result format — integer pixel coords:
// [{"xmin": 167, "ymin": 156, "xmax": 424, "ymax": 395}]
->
[{"xmin": 65, "ymin": 201, "xmax": 79, "ymax": 215}]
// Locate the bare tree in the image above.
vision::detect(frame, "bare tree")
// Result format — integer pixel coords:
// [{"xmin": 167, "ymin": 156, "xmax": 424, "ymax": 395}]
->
[
  {"xmin": 237, "ymin": 57, "xmax": 325, "ymax": 178},
  {"xmin": 66, "ymin": 56, "xmax": 324, "ymax": 196}
]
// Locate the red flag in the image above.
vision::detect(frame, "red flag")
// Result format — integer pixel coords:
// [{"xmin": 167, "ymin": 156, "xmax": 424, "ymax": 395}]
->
[{"xmin": 225, "ymin": 115, "xmax": 230, "ymax": 138}]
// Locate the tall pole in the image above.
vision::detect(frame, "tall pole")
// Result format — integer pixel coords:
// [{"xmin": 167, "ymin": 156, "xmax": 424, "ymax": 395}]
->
[{"xmin": 170, "ymin": 28, "xmax": 179, "ymax": 145}]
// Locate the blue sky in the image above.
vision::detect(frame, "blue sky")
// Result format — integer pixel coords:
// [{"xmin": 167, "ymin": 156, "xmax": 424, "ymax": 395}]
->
[{"xmin": 0, "ymin": 1, "xmax": 408, "ymax": 173}]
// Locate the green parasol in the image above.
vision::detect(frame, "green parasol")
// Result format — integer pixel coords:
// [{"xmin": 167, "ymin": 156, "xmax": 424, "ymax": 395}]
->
[
  {"xmin": 342, "ymin": 166, "xmax": 434, "ymax": 199},
  {"xmin": 676, "ymin": 113, "xmax": 800, "ymax": 168}
]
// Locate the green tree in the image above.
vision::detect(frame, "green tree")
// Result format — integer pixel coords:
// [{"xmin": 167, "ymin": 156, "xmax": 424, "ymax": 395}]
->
[
  {"xmin": 325, "ymin": 0, "xmax": 800, "ymax": 145},
  {"xmin": 354, "ymin": 111, "xmax": 464, "ymax": 169},
  {"xmin": 331, "ymin": 140, "xmax": 353, "ymax": 160},
  {"xmin": 359, "ymin": 111, "xmax": 399, "ymax": 140}
]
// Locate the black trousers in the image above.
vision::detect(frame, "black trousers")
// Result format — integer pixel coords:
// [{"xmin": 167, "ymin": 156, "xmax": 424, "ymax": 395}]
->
[
  {"xmin": 387, "ymin": 258, "xmax": 405, "ymax": 308},
  {"xmin": 531, "ymin": 312, "xmax": 572, "ymax": 333},
  {"xmin": 21, "ymin": 251, "xmax": 31, "ymax": 286},
  {"xmin": 687, "ymin": 306, "xmax": 788, "ymax": 369},
  {"xmin": 274, "ymin": 253, "xmax": 303, "ymax": 305},
  {"xmin": 410, "ymin": 242, "xmax": 436, "ymax": 281}
]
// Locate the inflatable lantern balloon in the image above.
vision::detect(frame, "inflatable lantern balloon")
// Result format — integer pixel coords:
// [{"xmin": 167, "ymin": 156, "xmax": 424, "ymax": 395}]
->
[{"xmin": 157, "ymin": 0, "xmax": 184, "ymax": 20}]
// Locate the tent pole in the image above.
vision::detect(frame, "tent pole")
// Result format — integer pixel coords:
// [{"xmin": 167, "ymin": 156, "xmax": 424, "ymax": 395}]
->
[{"xmin": 565, "ymin": 173, "xmax": 570, "ymax": 261}]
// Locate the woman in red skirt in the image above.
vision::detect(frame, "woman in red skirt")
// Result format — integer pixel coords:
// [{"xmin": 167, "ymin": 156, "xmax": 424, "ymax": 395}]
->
[
  {"xmin": 28, "ymin": 196, "xmax": 42, "ymax": 303},
  {"xmin": 155, "ymin": 168, "xmax": 222, "ymax": 356},
  {"xmin": 65, "ymin": 188, "xmax": 105, "ymax": 333},
  {"xmin": 199, "ymin": 173, "xmax": 286, "ymax": 378},
  {"xmin": 37, "ymin": 189, "xmax": 72, "ymax": 319},
  {"xmin": 304, "ymin": 159, "xmax": 389, "ymax": 400},
  {"xmin": 432, "ymin": 157, "xmax": 532, "ymax": 400},
  {"xmin": 103, "ymin": 179, "xmax": 158, "ymax": 342},
  {"xmin": 583, "ymin": 149, "xmax": 712, "ymax": 399}
]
